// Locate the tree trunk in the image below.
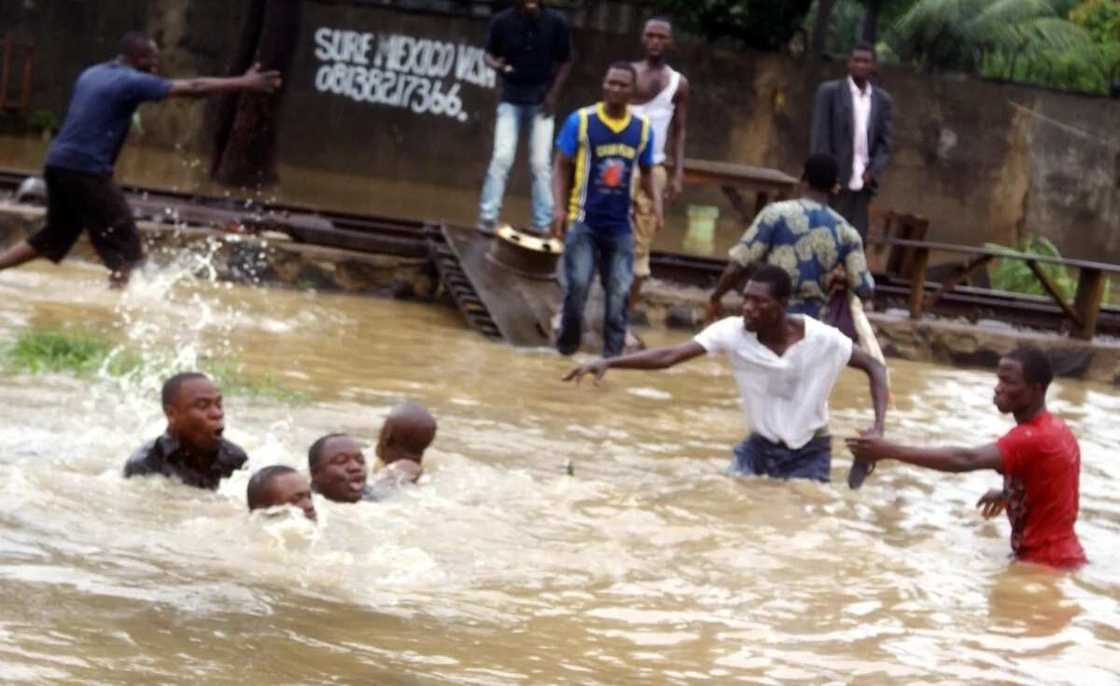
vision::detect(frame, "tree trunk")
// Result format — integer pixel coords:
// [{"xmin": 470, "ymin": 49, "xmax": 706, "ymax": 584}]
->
[
  {"xmin": 861, "ymin": 0, "xmax": 882, "ymax": 46},
  {"xmin": 812, "ymin": 0, "xmax": 836, "ymax": 56},
  {"xmin": 211, "ymin": 0, "xmax": 301, "ymax": 188}
]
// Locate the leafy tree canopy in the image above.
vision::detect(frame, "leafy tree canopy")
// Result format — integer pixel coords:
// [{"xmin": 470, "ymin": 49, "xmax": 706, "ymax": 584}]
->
[{"xmin": 648, "ymin": 0, "xmax": 815, "ymax": 51}]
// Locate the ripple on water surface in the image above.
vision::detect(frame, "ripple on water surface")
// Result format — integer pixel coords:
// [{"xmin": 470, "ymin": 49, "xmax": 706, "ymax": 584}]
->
[{"xmin": 0, "ymin": 260, "xmax": 1117, "ymax": 684}]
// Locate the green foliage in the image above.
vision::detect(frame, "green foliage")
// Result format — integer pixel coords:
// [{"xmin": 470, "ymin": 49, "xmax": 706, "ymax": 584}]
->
[
  {"xmin": 26, "ymin": 110, "xmax": 60, "ymax": 134},
  {"xmin": 1, "ymin": 328, "xmax": 307, "ymax": 403},
  {"xmin": 984, "ymin": 236, "xmax": 1082, "ymax": 301},
  {"xmin": 3, "ymin": 329, "xmax": 141, "ymax": 376},
  {"xmin": 649, "ymin": 0, "xmax": 815, "ymax": 50},
  {"xmin": 879, "ymin": 0, "xmax": 1118, "ymax": 93},
  {"xmin": 1071, "ymin": 0, "xmax": 1120, "ymax": 43}
]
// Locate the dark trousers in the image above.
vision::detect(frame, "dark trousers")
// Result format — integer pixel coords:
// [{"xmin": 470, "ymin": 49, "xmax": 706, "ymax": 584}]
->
[
  {"xmin": 832, "ymin": 188, "xmax": 872, "ymax": 242},
  {"xmin": 729, "ymin": 433, "xmax": 832, "ymax": 482},
  {"xmin": 556, "ymin": 222, "xmax": 634, "ymax": 358}
]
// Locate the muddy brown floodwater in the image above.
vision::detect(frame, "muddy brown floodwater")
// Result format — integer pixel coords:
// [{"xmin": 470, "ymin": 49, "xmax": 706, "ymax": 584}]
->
[{"xmin": 0, "ymin": 257, "xmax": 1117, "ymax": 685}]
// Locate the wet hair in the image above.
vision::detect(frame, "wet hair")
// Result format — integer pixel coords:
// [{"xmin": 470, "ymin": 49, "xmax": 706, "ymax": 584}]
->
[
  {"xmin": 247, "ymin": 465, "xmax": 297, "ymax": 510},
  {"xmin": 607, "ymin": 61, "xmax": 638, "ymax": 84},
  {"xmin": 803, "ymin": 154, "xmax": 839, "ymax": 192},
  {"xmin": 307, "ymin": 432, "xmax": 349, "ymax": 472},
  {"xmin": 161, "ymin": 372, "xmax": 210, "ymax": 408},
  {"xmin": 852, "ymin": 41, "xmax": 876, "ymax": 60},
  {"xmin": 1003, "ymin": 347, "xmax": 1054, "ymax": 391},
  {"xmin": 747, "ymin": 264, "xmax": 792, "ymax": 300},
  {"xmin": 120, "ymin": 32, "xmax": 154, "ymax": 59}
]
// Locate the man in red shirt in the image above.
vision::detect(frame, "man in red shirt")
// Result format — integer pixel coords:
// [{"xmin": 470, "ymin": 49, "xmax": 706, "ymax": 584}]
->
[{"xmin": 846, "ymin": 347, "xmax": 1086, "ymax": 569}]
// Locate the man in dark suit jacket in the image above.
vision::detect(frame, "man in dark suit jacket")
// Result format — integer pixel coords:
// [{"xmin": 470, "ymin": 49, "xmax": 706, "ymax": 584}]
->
[{"xmin": 810, "ymin": 43, "xmax": 893, "ymax": 241}]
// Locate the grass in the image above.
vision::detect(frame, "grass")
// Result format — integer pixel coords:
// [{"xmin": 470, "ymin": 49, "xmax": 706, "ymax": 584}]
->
[
  {"xmin": 1, "ymin": 328, "xmax": 308, "ymax": 403},
  {"xmin": 984, "ymin": 235, "xmax": 1110, "ymax": 305}
]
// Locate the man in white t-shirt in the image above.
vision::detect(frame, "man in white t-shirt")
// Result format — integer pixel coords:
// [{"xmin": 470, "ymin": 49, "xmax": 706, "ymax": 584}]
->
[{"xmin": 563, "ymin": 264, "xmax": 888, "ymax": 484}]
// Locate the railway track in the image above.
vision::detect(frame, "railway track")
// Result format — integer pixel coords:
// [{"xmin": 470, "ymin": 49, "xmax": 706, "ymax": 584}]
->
[{"xmin": 2, "ymin": 168, "xmax": 1117, "ymax": 338}]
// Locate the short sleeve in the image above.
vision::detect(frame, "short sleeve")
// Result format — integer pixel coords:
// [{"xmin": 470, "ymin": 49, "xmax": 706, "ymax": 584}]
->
[
  {"xmin": 552, "ymin": 14, "xmax": 572, "ymax": 63},
  {"xmin": 127, "ymin": 72, "xmax": 171, "ymax": 103},
  {"xmin": 997, "ymin": 427, "xmax": 1031, "ymax": 477},
  {"xmin": 727, "ymin": 206, "xmax": 777, "ymax": 266},
  {"xmin": 639, "ymin": 124, "xmax": 655, "ymax": 167},
  {"xmin": 693, "ymin": 317, "xmax": 740, "ymax": 355},
  {"xmin": 485, "ymin": 15, "xmax": 504, "ymax": 56},
  {"xmin": 556, "ymin": 111, "xmax": 580, "ymax": 157}
]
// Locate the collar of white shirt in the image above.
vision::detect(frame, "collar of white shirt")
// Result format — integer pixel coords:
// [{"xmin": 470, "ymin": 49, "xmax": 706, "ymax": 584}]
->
[{"xmin": 848, "ymin": 75, "xmax": 870, "ymax": 101}]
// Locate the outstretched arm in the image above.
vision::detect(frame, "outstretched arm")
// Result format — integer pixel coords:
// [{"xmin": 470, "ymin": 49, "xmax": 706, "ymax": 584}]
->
[
  {"xmin": 846, "ymin": 436, "xmax": 1002, "ymax": 474},
  {"xmin": 169, "ymin": 63, "xmax": 281, "ymax": 98},
  {"xmin": 562, "ymin": 341, "xmax": 706, "ymax": 384},
  {"xmin": 847, "ymin": 348, "xmax": 887, "ymax": 436}
]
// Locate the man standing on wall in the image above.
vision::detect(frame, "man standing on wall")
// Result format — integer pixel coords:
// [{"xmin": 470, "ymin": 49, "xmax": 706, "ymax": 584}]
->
[
  {"xmin": 628, "ymin": 17, "xmax": 689, "ymax": 310},
  {"xmin": 552, "ymin": 63, "xmax": 661, "ymax": 358},
  {"xmin": 479, "ymin": 0, "xmax": 573, "ymax": 234},
  {"xmin": 0, "ymin": 33, "xmax": 280, "ymax": 287},
  {"xmin": 810, "ymin": 42, "xmax": 893, "ymax": 241}
]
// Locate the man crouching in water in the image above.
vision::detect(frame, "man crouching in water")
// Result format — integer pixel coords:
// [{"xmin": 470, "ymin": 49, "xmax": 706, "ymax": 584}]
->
[
  {"xmin": 309, "ymin": 403, "xmax": 437, "ymax": 502},
  {"xmin": 247, "ymin": 466, "xmax": 316, "ymax": 521},
  {"xmin": 124, "ymin": 372, "xmax": 247, "ymax": 489}
]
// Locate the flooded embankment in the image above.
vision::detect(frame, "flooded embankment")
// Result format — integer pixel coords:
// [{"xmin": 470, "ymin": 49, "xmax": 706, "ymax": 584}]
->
[{"xmin": 0, "ymin": 258, "xmax": 1117, "ymax": 685}]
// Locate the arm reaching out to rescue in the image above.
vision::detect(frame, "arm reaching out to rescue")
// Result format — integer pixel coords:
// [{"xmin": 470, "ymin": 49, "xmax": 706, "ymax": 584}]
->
[{"xmin": 562, "ymin": 341, "xmax": 706, "ymax": 384}]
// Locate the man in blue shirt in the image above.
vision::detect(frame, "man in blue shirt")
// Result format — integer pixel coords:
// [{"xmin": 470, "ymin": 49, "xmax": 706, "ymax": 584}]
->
[
  {"xmin": 552, "ymin": 62, "xmax": 662, "ymax": 357},
  {"xmin": 0, "ymin": 32, "xmax": 281, "ymax": 287},
  {"xmin": 479, "ymin": 0, "xmax": 572, "ymax": 234}
]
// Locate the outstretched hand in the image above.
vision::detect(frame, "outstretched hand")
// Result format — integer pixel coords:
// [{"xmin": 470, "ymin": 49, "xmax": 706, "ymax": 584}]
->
[
  {"xmin": 562, "ymin": 360, "xmax": 608, "ymax": 385},
  {"xmin": 844, "ymin": 434, "xmax": 894, "ymax": 463},
  {"xmin": 244, "ymin": 63, "xmax": 283, "ymax": 93},
  {"xmin": 976, "ymin": 488, "xmax": 1008, "ymax": 519}
]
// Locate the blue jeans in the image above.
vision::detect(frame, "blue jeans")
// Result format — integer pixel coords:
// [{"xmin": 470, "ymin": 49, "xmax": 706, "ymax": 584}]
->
[
  {"xmin": 479, "ymin": 102, "xmax": 555, "ymax": 231},
  {"xmin": 557, "ymin": 223, "xmax": 634, "ymax": 357},
  {"xmin": 729, "ymin": 433, "xmax": 832, "ymax": 482}
]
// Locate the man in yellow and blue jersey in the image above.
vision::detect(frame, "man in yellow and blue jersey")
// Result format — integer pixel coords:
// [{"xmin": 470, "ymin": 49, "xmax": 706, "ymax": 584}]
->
[{"xmin": 551, "ymin": 62, "xmax": 663, "ymax": 357}]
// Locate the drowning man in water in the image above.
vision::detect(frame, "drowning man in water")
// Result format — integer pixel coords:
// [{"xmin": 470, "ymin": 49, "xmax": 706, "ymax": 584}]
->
[{"xmin": 124, "ymin": 372, "xmax": 248, "ymax": 490}]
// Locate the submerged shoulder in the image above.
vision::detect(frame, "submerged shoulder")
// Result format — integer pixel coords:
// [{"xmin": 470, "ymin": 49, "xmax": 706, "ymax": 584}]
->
[
  {"xmin": 123, "ymin": 438, "xmax": 160, "ymax": 476},
  {"xmin": 219, "ymin": 439, "xmax": 249, "ymax": 468}
]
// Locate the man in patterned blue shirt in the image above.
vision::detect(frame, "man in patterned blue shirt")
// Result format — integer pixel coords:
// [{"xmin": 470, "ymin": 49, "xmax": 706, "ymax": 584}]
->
[
  {"xmin": 706, "ymin": 154, "xmax": 873, "ymax": 322},
  {"xmin": 551, "ymin": 62, "xmax": 661, "ymax": 357}
]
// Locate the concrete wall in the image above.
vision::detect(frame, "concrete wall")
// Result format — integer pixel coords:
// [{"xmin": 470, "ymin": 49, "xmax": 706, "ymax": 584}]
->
[{"xmin": 2, "ymin": 0, "xmax": 1117, "ymax": 261}]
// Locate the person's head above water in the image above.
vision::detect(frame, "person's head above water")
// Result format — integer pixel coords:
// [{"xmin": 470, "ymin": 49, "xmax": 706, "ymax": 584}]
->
[
  {"xmin": 740, "ymin": 264, "xmax": 792, "ymax": 333},
  {"xmin": 377, "ymin": 402, "xmax": 437, "ymax": 469},
  {"xmin": 119, "ymin": 31, "xmax": 160, "ymax": 74},
  {"xmin": 802, "ymin": 153, "xmax": 839, "ymax": 194},
  {"xmin": 247, "ymin": 465, "xmax": 316, "ymax": 521},
  {"xmin": 308, "ymin": 433, "xmax": 367, "ymax": 503},
  {"xmin": 162, "ymin": 372, "xmax": 225, "ymax": 455},
  {"xmin": 641, "ymin": 18, "xmax": 673, "ymax": 62},
  {"xmin": 602, "ymin": 61, "xmax": 638, "ymax": 112},
  {"xmin": 994, "ymin": 346, "xmax": 1052, "ymax": 419}
]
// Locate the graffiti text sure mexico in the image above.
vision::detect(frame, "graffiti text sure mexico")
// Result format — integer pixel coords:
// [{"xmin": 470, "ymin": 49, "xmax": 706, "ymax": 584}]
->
[{"xmin": 314, "ymin": 27, "xmax": 496, "ymax": 123}]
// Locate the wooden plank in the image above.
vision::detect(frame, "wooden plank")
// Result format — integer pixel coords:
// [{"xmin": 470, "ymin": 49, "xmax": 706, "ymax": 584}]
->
[
  {"xmin": 1072, "ymin": 268, "xmax": 1106, "ymax": 340},
  {"xmin": 885, "ymin": 238, "xmax": 1120, "ymax": 274},
  {"xmin": 909, "ymin": 248, "xmax": 930, "ymax": 319},
  {"xmin": 925, "ymin": 254, "xmax": 994, "ymax": 307},
  {"xmin": 1025, "ymin": 259, "xmax": 1082, "ymax": 327}
]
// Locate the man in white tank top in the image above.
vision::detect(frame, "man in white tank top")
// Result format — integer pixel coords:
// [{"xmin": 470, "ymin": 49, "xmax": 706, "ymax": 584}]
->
[{"xmin": 629, "ymin": 17, "xmax": 690, "ymax": 311}]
